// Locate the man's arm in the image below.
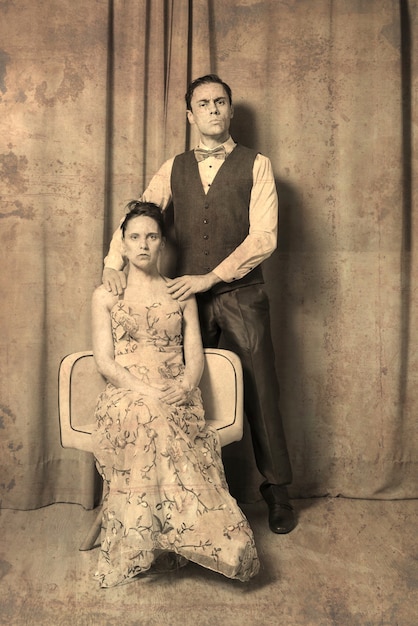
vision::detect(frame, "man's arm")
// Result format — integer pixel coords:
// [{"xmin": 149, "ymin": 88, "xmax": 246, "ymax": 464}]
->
[{"xmin": 214, "ymin": 153, "xmax": 278, "ymax": 282}]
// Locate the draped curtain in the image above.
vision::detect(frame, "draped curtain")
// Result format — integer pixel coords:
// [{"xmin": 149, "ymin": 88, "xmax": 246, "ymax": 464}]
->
[{"xmin": 0, "ymin": 0, "xmax": 416, "ymax": 510}]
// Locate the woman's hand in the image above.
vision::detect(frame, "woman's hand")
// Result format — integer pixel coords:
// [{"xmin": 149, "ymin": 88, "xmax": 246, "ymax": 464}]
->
[
  {"xmin": 159, "ymin": 381, "xmax": 195, "ymax": 406},
  {"xmin": 131, "ymin": 380, "xmax": 167, "ymax": 398},
  {"xmin": 130, "ymin": 380, "xmax": 195, "ymax": 406}
]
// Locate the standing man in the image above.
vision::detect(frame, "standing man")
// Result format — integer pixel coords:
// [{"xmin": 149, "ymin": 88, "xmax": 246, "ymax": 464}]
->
[{"xmin": 103, "ymin": 74, "xmax": 296, "ymax": 534}]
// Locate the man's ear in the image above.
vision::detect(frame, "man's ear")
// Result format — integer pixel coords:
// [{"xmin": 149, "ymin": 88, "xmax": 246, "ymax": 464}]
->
[
  {"xmin": 187, "ymin": 109, "xmax": 195, "ymax": 125},
  {"xmin": 230, "ymin": 104, "xmax": 234, "ymax": 119}
]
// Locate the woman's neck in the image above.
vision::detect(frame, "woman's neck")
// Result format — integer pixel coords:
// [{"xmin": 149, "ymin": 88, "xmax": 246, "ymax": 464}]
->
[
  {"xmin": 127, "ymin": 264, "xmax": 160, "ymax": 285},
  {"xmin": 121, "ymin": 265, "xmax": 164, "ymax": 300}
]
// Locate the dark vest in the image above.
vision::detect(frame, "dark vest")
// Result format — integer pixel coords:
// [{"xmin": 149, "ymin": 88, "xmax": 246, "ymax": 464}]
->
[{"xmin": 171, "ymin": 144, "xmax": 264, "ymax": 294}]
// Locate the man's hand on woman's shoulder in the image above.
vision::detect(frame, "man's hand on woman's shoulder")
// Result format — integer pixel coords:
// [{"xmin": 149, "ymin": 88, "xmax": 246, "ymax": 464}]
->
[
  {"xmin": 165, "ymin": 272, "xmax": 221, "ymax": 301},
  {"xmin": 102, "ymin": 268, "xmax": 127, "ymax": 296}
]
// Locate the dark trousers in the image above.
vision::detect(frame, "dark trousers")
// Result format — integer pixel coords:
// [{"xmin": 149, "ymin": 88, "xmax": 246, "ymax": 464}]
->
[{"xmin": 196, "ymin": 285, "xmax": 292, "ymax": 487}]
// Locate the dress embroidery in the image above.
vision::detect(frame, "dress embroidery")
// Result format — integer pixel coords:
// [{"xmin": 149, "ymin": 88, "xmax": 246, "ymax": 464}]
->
[{"xmin": 92, "ymin": 296, "xmax": 259, "ymax": 587}]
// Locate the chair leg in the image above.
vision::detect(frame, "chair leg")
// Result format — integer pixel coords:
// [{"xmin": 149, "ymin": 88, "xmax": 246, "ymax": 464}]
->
[{"xmin": 79, "ymin": 505, "xmax": 103, "ymax": 551}]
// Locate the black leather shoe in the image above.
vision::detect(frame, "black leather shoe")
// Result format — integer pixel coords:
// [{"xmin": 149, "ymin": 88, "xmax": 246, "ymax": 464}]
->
[{"xmin": 260, "ymin": 483, "xmax": 296, "ymax": 534}]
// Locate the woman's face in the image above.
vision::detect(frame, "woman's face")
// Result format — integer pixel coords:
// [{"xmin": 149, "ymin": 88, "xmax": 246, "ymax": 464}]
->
[{"xmin": 122, "ymin": 215, "xmax": 164, "ymax": 271}]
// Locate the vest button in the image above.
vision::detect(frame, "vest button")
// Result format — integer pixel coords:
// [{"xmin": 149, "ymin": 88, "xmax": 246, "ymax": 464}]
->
[
  {"xmin": 203, "ymin": 234, "xmax": 209, "ymax": 240},
  {"xmin": 204, "ymin": 204, "xmax": 209, "ymax": 209},
  {"xmin": 204, "ymin": 250, "xmax": 209, "ymax": 255},
  {"xmin": 203, "ymin": 219, "xmax": 208, "ymax": 224}
]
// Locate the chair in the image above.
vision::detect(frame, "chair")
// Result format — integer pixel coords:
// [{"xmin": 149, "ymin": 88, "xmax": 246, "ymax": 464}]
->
[{"xmin": 58, "ymin": 348, "xmax": 244, "ymax": 550}]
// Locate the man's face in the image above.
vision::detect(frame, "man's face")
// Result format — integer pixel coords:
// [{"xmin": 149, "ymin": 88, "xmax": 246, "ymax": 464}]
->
[{"xmin": 187, "ymin": 82, "xmax": 234, "ymax": 144}]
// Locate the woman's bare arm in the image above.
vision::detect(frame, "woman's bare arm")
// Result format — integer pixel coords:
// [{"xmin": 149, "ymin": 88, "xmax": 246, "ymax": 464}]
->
[
  {"xmin": 181, "ymin": 295, "xmax": 204, "ymax": 389},
  {"xmin": 159, "ymin": 295, "xmax": 204, "ymax": 406}
]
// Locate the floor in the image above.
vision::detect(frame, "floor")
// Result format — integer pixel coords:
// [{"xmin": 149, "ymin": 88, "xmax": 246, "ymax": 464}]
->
[{"xmin": 0, "ymin": 497, "xmax": 417, "ymax": 626}]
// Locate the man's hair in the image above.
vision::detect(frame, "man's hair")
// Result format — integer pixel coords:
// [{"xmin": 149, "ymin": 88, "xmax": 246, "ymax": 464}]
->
[
  {"xmin": 120, "ymin": 200, "xmax": 165, "ymax": 238},
  {"xmin": 185, "ymin": 74, "xmax": 232, "ymax": 110}
]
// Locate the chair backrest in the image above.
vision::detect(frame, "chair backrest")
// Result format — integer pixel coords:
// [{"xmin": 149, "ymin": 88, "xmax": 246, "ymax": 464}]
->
[{"xmin": 58, "ymin": 348, "xmax": 243, "ymax": 451}]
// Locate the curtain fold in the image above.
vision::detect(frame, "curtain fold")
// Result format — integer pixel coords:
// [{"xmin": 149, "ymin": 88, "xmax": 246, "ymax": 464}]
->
[
  {"xmin": 1, "ymin": 1, "xmax": 112, "ymax": 509},
  {"xmin": 0, "ymin": 0, "xmax": 417, "ymax": 510}
]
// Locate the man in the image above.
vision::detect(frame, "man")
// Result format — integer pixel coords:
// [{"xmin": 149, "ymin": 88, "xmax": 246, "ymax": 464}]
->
[{"xmin": 103, "ymin": 74, "xmax": 296, "ymax": 534}]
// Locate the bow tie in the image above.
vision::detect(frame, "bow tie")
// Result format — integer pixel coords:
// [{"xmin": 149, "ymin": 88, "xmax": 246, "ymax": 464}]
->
[{"xmin": 194, "ymin": 145, "xmax": 226, "ymax": 162}]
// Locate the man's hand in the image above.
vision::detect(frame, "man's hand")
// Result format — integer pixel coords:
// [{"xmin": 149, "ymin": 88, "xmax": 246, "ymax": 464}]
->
[
  {"xmin": 102, "ymin": 268, "xmax": 127, "ymax": 296},
  {"xmin": 166, "ymin": 272, "xmax": 221, "ymax": 301}
]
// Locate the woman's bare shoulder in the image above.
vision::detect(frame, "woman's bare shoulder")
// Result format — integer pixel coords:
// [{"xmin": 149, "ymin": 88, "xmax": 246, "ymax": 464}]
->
[{"xmin": 92, "ymin": 284, "xmax": 119, "ymax": 309}]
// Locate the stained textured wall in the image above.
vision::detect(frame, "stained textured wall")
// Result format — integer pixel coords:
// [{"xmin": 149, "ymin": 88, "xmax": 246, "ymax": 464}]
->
[{"xmin": 0, "ymin": 1, "xmax": 417, "ymax": 509}]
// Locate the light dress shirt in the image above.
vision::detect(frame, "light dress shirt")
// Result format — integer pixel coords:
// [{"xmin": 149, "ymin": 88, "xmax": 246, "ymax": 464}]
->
[{"xmin": 105, "ymin": 136, "xmax": 278, "ymax": 283}]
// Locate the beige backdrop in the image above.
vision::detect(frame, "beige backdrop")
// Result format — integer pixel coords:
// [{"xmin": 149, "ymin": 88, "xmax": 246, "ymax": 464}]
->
[{"xmin": 1, "ymin": 0, "xmax": 417, "ymax": 510}]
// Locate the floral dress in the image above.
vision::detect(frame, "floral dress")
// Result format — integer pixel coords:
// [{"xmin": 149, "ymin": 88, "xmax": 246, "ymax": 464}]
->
[{"xmin": 91, "ymin": 294, "xmax": 259, "ymax": 587}]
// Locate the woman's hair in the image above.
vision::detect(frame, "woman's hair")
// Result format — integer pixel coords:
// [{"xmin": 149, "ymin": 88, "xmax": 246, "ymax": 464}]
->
[
  {"xmin": 120, "ymin": 200, "xmax": 165, "ymax": 238},
  {"xmin": 185, "ymin": 74, "xmax": 232, "ymax": 110}
]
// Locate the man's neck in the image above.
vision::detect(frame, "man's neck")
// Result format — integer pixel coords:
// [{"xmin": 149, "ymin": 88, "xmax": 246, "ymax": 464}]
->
[{"xmin": 199, "ymin": 133, "xmax": 230, "ymax": 150}]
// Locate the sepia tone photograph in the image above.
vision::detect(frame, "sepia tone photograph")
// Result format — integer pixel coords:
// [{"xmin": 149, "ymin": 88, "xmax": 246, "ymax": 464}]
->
[{"xmin": 1, "ymin": 1, "xmax": 417, "ymax": 624}]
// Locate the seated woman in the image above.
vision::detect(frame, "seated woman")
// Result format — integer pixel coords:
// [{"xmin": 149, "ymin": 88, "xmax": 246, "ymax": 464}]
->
[{"xmin": 91, "ymin": 200, "xmax": 259, "ymax": 588}]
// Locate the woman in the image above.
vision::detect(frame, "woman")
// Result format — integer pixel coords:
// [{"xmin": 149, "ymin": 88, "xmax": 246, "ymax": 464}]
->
[{"xmin": 91, "ymin": 201, "xmax": 259, "ymax": 587}]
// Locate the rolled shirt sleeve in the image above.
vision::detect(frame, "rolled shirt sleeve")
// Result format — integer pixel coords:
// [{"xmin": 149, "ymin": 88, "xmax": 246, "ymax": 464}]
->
[{"xmin": 212, "ymin": 153, "xmax": 278, "ymax": 283}]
